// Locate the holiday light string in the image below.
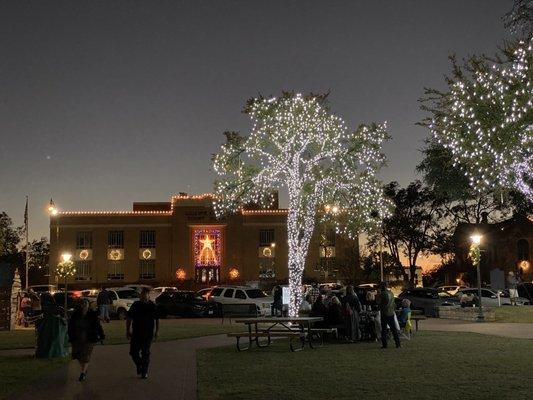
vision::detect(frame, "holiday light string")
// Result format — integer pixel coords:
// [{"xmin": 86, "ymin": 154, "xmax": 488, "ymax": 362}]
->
[
  {"xmin": 213, "ymin": 92, "xmax": 390, "ymax": 316},
  {"xmin": 429, "ymin": 39, "xmax": 533, "ymax": 202}
]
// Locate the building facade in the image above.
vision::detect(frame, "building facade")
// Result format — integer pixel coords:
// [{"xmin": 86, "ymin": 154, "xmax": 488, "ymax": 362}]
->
[
  {"xmin": 49, "ymin": 193, "xmax": 358, "ymax": 289},
  {"xmin": 454, "ymin": 214, "xmax": 533, "ymax": 288}
]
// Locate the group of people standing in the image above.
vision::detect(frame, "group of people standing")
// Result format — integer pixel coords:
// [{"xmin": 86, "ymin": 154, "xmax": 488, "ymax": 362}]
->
[
  {"xmin": 67, "ymin": 287, "xmax": 159, "ymax": 382},
  {"xmin": 306, "ymin": 281, "xmax": 402, "ymax": 348}
]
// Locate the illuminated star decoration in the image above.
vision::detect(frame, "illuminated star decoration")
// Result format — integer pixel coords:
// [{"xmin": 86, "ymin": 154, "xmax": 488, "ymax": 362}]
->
[
  {"xmin": 213, "ymin": 92, "xmax": 391, "ymax": 317},
  {"xmin": 429, "ymin": 39, "xmax": 533, "ymax": 202}
]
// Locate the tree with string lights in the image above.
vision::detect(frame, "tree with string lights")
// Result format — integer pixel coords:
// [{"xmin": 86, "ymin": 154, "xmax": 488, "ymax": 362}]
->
[
  {"xmin": 213, "ymin": 92, "xmax": 390, "ymax": 316},
  {"xmin": 420, "ymin": 38, "xmax": 533, "ymax": 203}
]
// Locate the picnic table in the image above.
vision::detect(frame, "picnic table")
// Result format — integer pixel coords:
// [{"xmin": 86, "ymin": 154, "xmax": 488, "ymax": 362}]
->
[{"xmin": 228, "ymin": 317, "xmax": 324, "ymax": 351}]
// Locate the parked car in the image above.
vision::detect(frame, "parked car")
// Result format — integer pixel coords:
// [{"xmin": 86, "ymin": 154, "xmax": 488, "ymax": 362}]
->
[
  {"xmin": 437, "ymin": 285, "xmax": 468, "ymax": 295},
  {"xmin": 456, "ymin": 288, "xmax": 530, "ymax": 306},
  {"xmin": 156, "ymin": 291, "xmax": 220, "ymax": 318},
  {"xmin": 398, "ymin": 287, "xmax": 459, "ymax": 316},
  {"xmin": 150, "ymin": 286, "xmax": 178, "ymax": 301},
  {"xmin": 29, "ymin": 284, "xmax": 58, "ymax": 294},
  {"xmin": 107, "ymin": 287, "xmax": 140, "ymax": 319},
  {"xmin": 52, "ymin": 290, "xmax": 84, "ymax": 316},
  {"xmin": 209, "ymin": 286, "xmax": 273, "ymax": 316},
  {"xmin": 125, "ymin": 284, "xmax": 153, "ymax": 294}
]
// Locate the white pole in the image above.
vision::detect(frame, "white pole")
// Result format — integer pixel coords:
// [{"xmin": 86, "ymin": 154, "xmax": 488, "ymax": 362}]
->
[{"xmin": 25, "ymin": 195, "xmax": 29, "ymax": 290}]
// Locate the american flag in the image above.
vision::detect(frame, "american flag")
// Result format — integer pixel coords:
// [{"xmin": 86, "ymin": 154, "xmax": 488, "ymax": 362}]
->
[{"xmin": 24, "ymin": 196, "xmax": 28, "ymax": 233}]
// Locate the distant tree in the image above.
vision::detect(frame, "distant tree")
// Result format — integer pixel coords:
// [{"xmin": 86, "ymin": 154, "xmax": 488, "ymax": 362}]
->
[
  {"xmin": 28, "ymin": 237, "xmax": 50, "ymax": 272},
  {"xmin": 0, "ymin": 212, "xmax": 22, "ymax": 258},
  {"xmin": 213, "ymin": 92, "xmax": 390, "ymax": 316},
  {"xmin": 504, "ymin": 0, "xmax": 533, "ymax": 37},
  {"xmin": 370, "ymin": 181, "xmax": 442, "ymax": 286}
]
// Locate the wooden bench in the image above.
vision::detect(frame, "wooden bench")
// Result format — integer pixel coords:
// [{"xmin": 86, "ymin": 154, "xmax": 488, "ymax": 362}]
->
[
  {"xmin": 221, "ymin": 304, "xmax": 259, "ymax": 324},
  {"xmin": 227, "ymin": 331, "xmax": 307, "ymax": 352},
  {"xmin": 411, "ymin": 315, "xmax": 426, "ymax": 332}
]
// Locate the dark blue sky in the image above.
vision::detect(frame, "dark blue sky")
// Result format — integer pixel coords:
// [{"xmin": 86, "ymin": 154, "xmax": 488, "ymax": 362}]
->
[{"xmin": 0, "ymin": 0, "xmax": 512, "ymax": 239}]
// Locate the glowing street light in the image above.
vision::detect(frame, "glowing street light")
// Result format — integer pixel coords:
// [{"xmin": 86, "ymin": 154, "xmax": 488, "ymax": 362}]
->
[
  {"xmin": 57, "ymin": 252, "xmax": 75, "ymax": 318},
  {"xmin": 48, "ymin": 198, "xmax": 58, "ymax": 216},
  {"xmin": 469, "ymin": 233, "xmax": 484, "ymax": 322}
]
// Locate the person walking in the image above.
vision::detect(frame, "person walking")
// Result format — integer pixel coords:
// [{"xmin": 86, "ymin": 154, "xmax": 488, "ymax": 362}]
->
[
  {"xmin": 96, "ymin": 287, "xmax": 111, "ymax": 322},
  {"xmin": 68, "ymin": 299, "xmax": 105, "ymax": 382},
  {"xmin": 378, "ymin": 281, "xmax": 400, "ymax": 349},
  {"xmin": 126, "ymin": 287, "xmax": 159, "ymax": 379},
  {"xmin": 508, "ymin": 271, "xmax": 519, "ymax": 306}
]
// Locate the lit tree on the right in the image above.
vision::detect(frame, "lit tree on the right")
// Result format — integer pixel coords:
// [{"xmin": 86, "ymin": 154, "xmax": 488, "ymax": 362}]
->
[{"xmin": 421, "ymin": 38, "xmax": 532, "ymax": 203}]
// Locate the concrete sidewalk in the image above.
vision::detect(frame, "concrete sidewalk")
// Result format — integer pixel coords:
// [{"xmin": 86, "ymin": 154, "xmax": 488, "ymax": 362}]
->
[
  {"xmin": 419, "ymin": 318, "xmax": 533, "ymax": 339},
  {"xmin": 9, "ymin": 334, "xmax": 234, "ymax": 400}
]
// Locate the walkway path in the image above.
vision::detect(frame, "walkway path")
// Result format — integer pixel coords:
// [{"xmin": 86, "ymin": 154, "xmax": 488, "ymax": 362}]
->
[
  {"xmin": 9, "ymin": 334, "xmax": 234, "ymax": 400},
  {"xmin": 4, "ymin": 319, "xmax": 532, "ymax": 400},
  {"xmin": 419, "ymin": 318, "xmax": 533, "ymax": 339}
]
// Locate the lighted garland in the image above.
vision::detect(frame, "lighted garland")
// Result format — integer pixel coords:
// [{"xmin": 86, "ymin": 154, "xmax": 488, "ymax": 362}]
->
[
  {"xmin": 56, "ymin": 260, "xmax": 76, "ymax": 278},
  {"xmin": 427, "ymin": 39, "xmax": 533, "ymax": 202},
  {"xmin": 468, "ymin": 244, "xmax": 481, "ymax": 267},
  {"xmin": 213, "ymin": 92, "xmax": 390, "ymax": 316}
]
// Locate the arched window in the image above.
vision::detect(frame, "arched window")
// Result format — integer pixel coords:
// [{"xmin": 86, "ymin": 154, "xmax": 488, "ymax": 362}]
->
[{"xmin": 517, "ymin": 239, "xmax": 529, "ymax": 261}]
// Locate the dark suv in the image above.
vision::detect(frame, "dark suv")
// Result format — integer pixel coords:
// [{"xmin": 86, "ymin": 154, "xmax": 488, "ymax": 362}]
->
[{"xmin": 398, "ymin": 288, "xmax": 458, "ymax": 316}]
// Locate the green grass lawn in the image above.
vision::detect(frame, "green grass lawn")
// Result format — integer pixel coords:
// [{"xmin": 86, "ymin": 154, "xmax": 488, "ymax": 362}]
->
[
  {"xmin": 0, "ymin": 355, "xmax": 67, "ymax": 400},
  {"xmin": 494, "ymin": 306, "xmax": 533, "ymax": 323},
  {"xmin": 0, "ymin": 319, "xmax": 237, "ymax": 350},
  {"xmin": 198, "ymin": 331, "xmax": 533, "ymax": 400}
]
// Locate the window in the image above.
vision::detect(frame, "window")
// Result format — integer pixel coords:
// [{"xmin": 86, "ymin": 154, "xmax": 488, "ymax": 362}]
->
[
  {"xmin": 223, "ymin": 289, "xmax": 234, "ymax": 298},
  {"xmin": 319, "ymin": 229, "xmax": 335, "ymax": 258},
  {"xmin": 235, "ymin": 290, "xmax": 246, "ymax": 299},
  {"xmin": 74, "ymin": 261, "xmax": 91, "ymax": 280},
  {"xmin": 211, "ymin": 288, "xmax": 224, "ymax": 297},
  {"xmin": 108, "ymin": 231, "xmax": 124, "ymax": 249},
  {"xmin": 108, "ymin": 291, "xmax": 117, "ymax": 301},
  {"xmin": 76, "ymin": 232, "xmax": 92, "ymax": 249},
  {"xmin": 139, "ymin": 259, "xmax": 155, "ymax": 279},
  {"xmin": 517, "ymin": 239, "xmax": 529, "ymax": 261},
  {"xmin": 107, "ymin": 261, "xmax": 124, "ymax": 280},
  {"xmin": 246, "ymin": 289, "xmax": 267, "ymax": 298},
  {"xmin": 259, "ymin": 229, "xmax": 275, "ymax": 246},
  {"xmin": 319, "ymin": 229, "xmax": 336, "ymax": 247},
  {"xmin": 116, "ymin": 289, "xmax": 139, "ymax": 299},
  {"xmin": 140, "ymin": 230, "xmax": 156, "ymax": 248}
]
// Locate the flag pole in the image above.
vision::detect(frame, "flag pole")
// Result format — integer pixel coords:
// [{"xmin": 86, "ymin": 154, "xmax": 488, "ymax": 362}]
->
[{"xmin": 25, "ymin": 195, "xmax": 29, "ymax": 290}]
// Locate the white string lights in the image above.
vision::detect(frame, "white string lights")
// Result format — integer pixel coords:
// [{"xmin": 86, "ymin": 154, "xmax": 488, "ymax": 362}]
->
[
  {"xmin": 213, "ymin": 93, "xmax": 390, "ymax": 316},
  {"xmin": 429, "ymin": 39, "xmax": 533, "ymax": 202}
]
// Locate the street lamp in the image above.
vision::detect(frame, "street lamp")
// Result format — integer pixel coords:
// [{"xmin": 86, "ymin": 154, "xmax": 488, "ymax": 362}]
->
[
  {"xmin": 48, "ymin": 198, "xmax": 58, "ymax": 216},
  {"xmin": 56, "ymin": 252, "xmax": 75, "ymax": 318},
  {"xmin": 469, "ymin": 233, "xmax": 484, "ymax": 322}
]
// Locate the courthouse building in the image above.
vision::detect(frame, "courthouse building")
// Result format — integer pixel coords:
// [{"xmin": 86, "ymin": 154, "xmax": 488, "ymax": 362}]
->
[{"xmin": 49, "ymin": 193, "xmax": 357, "ymax": 288}]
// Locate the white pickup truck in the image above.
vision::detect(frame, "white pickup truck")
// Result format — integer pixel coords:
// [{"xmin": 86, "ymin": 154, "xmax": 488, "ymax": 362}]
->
[{"xmin": 106, "ymin": 287, "xmax": 140, "ymax": 319}]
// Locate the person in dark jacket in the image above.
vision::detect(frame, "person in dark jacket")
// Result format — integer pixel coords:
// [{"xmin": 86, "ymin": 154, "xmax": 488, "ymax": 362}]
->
[
  {"xmin": 127, "ymin": 287, "xmax": 159, "ymax": 379},
  {"xmin": 96, "ymin": 287, "xmax": 112, "ymax": 322},
  {"xmin": 378, "ymin": 281, "xmax": 400, "ymax": 349},
  {"xmin": 344, "ymin": 285, "xmax": 362, "ymax": 341},
  {"xmin": 271, "ymin": 285, "xmax": 283, "ymax": 316},
  {"xmin": 309, "ymin": 294, "xmax": 327, "ymax": 327},
  {"xmin": 68, "ymin": 299, "xmax": 105, "ymax": 381},
  {"xmin": 327, "ymin": 296, "xmax": 344, "ymax": 329}
]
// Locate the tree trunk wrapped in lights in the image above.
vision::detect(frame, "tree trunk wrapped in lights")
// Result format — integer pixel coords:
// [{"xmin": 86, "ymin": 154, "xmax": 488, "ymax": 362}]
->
[
  {"xmin": 421, "ymin": 38, "xmax": 533, "ymax": 203},
  {"xmin": 213, "ymin": 92, "xmax": 390, "ymax": 317}
]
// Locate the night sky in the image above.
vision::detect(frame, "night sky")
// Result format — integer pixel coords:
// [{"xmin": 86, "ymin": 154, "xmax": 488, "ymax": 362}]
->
[{"xmin": 1, "ymin": 0, "xmax": 512, "ymax": 241}]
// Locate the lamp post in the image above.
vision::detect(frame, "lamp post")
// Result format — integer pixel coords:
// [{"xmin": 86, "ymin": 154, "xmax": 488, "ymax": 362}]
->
[
  {"xmin": 469, "ymin": 234, "xmax": 484, "ymax": 322},
  {"xmin": 56, "ymin": 253, "xmax": 75, "ymax": 319}
]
